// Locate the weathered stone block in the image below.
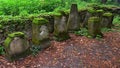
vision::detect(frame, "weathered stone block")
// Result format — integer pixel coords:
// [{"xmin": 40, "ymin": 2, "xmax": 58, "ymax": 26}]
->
[
  {"xmin": 101, "ymin": 12, "xmax": 114, "ymax": 28},
  {"xmin": 88, "ymin": 17, "xmax": 103, "ymax": 38},
  {"xmin": 4, "ymin": 32, "xmax": 30, "ymax": 61},
  {"xmin": 67, "ymin": 4, "xmax": 80, "ymax": 30},
  {"xmin": 32, "ymin": 18, "xmax": 51, "ymax": 49},
  {"xmin": 54, "ymin": 12, "xmax": 69, "ymax": 41},
  {"xmin": 32, "ymin": 18, "xmax": 49, "ymax": 45}
]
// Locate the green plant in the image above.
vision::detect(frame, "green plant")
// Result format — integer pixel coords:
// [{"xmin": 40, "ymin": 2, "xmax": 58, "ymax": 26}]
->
[
  {"xmin": 113, "ymin": 15, "xmax": 120, "ymax": 25},
  {"xmin": 19, "ymin": 10, "xmax": 29, "ymax": 17},
  {"xmin": 95, "ymin": 34, "xmax": 102, "ymax": 40},
  {"xmin": 74, "ymin": 28, "xmax": 88, "ymax": 36},
  {"xmin": 30, "ymin": 45, "xmax": 41, "ymax": 56},
  {"xmin": 0, "ymin": 45, "xmax": 5, "ymax": 55},
  {"xmin": 101, "ymin": 28, "xmax": 112, "ymax": 32}
]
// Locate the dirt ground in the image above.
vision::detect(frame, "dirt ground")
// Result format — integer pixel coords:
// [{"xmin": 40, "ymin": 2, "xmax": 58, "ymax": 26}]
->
[{"xmin": 0, "ymin": 31, "xmax": 120, "ymax": 68}]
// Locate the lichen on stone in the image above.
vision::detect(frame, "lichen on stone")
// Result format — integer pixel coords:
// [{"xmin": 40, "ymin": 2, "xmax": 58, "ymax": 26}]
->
[{"xmin": 32, "ymin": 18, "xmax": 48, "ymax": 25}]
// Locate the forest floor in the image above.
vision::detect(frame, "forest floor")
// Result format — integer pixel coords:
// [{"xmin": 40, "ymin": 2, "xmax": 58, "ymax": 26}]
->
[{"xmin": 0, "ymin": 26, "xmax": 120, "ymax": 68}]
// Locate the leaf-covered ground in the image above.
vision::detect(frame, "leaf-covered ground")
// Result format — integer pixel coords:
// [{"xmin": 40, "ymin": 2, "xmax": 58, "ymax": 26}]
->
[{"xmin": 0, "ymin": 31, "xmax": 120, "ymax": 68}]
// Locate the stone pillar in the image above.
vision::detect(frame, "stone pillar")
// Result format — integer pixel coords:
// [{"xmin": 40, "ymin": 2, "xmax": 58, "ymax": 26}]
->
[
  {"xmin": 78, "ymin": 9, "xmax": 87, "ymax": 28},
  {"xmin": 32, "ymin": 18, "xmax": 51, "ymax": 48},
  {"xmin": 82, "ymin": 8, "xmax": 96, "ymax": 28},
  {"xmin": 88, "ymin": 17, "xmax": 103, "ymax": 38},
  {"xmin": 101, "ymin": 12, "xmax": 113, "ymax": 28},
  {"xmin": 54, "ymin": 12, "xmax": 69, "ymax": 41},
  {"xmin": 67, "ymin": 4, "xmax": 80, "ymax": 31},
  {"xmin": 4, "ymin": 32, "xmax": 30, "ymax": 61}
]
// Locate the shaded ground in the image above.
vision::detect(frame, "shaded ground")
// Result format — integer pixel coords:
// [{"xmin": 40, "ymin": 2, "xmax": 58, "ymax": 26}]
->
[{"xmin": 0, "ymin": 31, "xmax": 120, "ymax": 68}]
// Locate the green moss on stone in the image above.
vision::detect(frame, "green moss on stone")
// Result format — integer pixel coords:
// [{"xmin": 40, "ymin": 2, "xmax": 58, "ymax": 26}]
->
[
  {"xmin": 103, "ymin": 12, "xmax": 113, "ymax": 17},
  {"xmin": 78, "ymin": 9, "xmax": 87, "ymax": 13},
  {"xmin": 87, "ymin": 7, "xmax": 96, "ymax": 13},
  {"xmin": 32, "ymin": 18, "xmax": 48, "ymax": 25},
  {"xmin": 4, "ymin": 37, "xmax": 12, "ymax": 48},
  {"xmin": 88, "ymin": 17, "xmax": 100, "ymax": 23},
  {"xmin": 53, "ymin": 12, "xmax": 62, "ymax": 17},
  {"xmin": 4, "ymin": 32, "xmax": 25, "ymax": 48},
  {"xmin": 8, "ymin": 32, "xmax": 25, "ymax": 38},
  {"xmin": 96, "ymin": 9, "xmax": 104, "ymax": 13}
]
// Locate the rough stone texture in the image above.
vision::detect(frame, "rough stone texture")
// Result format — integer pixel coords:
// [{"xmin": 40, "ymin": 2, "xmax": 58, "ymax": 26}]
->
[
  {"xmin": 4, "ymin": 32, "xmax": 30, "ymax": 61},
  {"xmin": 101, "ymin": 12, "xmax": 114, "ymax": 28},
  {"xmin": 32, "ymin": 18, "xmax": 49, "ymax": 45},
  {"xmin": 54, "ymin": 13, "xmax": 69, "ymax": 41},
  {"xmin": 39, "ymin": 25, "xmax": 49, "ymax": 40},
  {"xmin": 32, "ymin": 23, "xmax": 40, "ymax": 45},
  {"xmin": 88, "ymin": 17, "xmax": 103, "ymax": 38},
  {"xmin": 67, "ymin": 4, "xmax": 80, "ymax": 30},
  {"xmin": 82, "ymin": 8, "xmax": 96, "ymax": 28},
  {"xmin": 79, "ymin": 9, "xmax": 87, "ymax": 27},
  {"xmin": 39, "ymin": 25, "xmax": 51, "ymax": 49},
  {"xmin": 45, "ymin": 16, "xmax": 54, "ymax": 33},
  {"xmin": 39, "ymin": 39, "xmax": 51, "ymax": 49},
  {"xmin": 32, "ymin": 18, "xmax": 51, "ymax": 49},
  {"xmin": 9, "ymin": 37, "xmax": 29, "ymax": 55}
]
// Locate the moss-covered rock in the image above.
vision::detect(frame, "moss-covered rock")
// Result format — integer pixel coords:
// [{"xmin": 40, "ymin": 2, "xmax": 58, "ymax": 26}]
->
[
  {"xmin": 87, "ymin": 7, "xmax": 96, "ymax": 14},
  {"xmin": 32, "ymin": 18, "xmax": 50, "ymax": 45},
  {"xmin": 101, "ymin": 12, "xmax": 114, "ymax": 28},
  {"xmin": 4, "ymin": 32, "xmax": 30, "ymax": 61},
  {"xmin": 88, "ymin": 17, "xmax": 103, "ymax": 38},
  {"xmin": 32, "ymin": 18, "xmax": 48, "ymax": 25},
  {"xmin": 103, "ymin": 12, "xmax": 113, "ymax": 17},
  {"xmin": 4, "ymin": 32, "xmax": 25, "ymax": 49}
]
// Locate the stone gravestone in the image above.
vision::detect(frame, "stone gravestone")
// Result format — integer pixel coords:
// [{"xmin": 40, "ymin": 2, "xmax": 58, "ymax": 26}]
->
[
  {"xmin": 67, "ymin": 4, "xmax": 80, "ymax": 31},
  {"xmin": 32, "ymin": 18, "xmax": 51, "ymax": 49},
  {"xmin": 4, "ymin": 32, "xmax": 30, "ymax": 61},
  {"xmin": 54, "ymin": 12, "xmax": 70, "ymax": 41},
  {"xmin": 101, "ymin": 12, "xmax": 114, "ymax": 28},
  {"xmin": 88, "ymin": 17, "xmax": 103, "ymax": 38}
]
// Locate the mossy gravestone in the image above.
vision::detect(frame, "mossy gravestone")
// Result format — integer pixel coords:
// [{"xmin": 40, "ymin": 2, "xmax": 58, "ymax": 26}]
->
[
  {"xmin": 32, "ymin": 18, "xmax": 51, "ymax": 49},
  {"xmin": 54, "ymin": 12, "xmax": 70, "ymax": 41},
  {"xmin": 4, "ymin": 32, "xmax": 30, "ymax": 61},
  {"xmin": 101, "ymin": 12, "xmax": 113, "ymax": 28},
  {"xmin": 88, "ymin": 17, "xmax": 103, "ymax": 38},
  {"xmin": 67, "ymin": 4, "xmax": 80, "ymax": 31}
]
